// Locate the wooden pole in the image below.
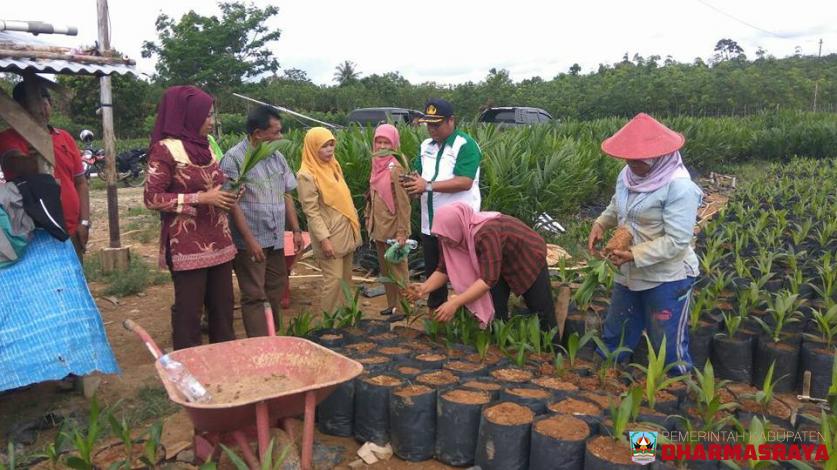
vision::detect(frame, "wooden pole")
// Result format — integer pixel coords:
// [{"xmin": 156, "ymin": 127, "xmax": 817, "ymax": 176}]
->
[
  {"xmin": 21, "ymin": 72, "xmax": 54, "ymax": 173},
  {"xmin": 97, "ymin": 0, "xmax": 130, "ymax": 271},
  {"xmin": 98, "ymin": 0, "xmax": 119, "ymax": 249}
]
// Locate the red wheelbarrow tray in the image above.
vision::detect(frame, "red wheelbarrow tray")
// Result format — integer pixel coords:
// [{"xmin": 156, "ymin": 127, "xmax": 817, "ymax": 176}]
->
[{"xmin": 154, "ymin": 336, "xmax": 363, "ymax": 433}]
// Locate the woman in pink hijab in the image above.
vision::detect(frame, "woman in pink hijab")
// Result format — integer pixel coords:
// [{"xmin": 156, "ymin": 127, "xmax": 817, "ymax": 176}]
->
[
  {"xmin": 407, "ymin": 202, "xmax": 555, "ymax": 332},
  {"xmin": 365, "ymin": 124, "xmax": 412, "ymax": 316}
]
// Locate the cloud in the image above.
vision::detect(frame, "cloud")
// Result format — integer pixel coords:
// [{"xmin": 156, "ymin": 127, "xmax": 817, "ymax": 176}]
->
[{"xmin": 4, "ymin": 0, "xmax": 836, "ymax": 85}]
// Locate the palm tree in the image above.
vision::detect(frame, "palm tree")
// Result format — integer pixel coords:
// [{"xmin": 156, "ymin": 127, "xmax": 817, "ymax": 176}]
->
[{"xmin": 333, "ymin": 60, "xmax": 360, "ymax": 86}]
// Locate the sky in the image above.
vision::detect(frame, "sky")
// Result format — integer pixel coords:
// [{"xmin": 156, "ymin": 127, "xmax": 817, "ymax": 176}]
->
[{"xmin": 3, "ymin": 0, "xmax": 836, "ymax": 85}]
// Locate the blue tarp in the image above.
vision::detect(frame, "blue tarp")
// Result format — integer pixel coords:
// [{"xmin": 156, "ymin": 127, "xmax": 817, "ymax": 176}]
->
[{"xmin": 0, "ymin": 230, "xmax": 119, "ymax": 391}]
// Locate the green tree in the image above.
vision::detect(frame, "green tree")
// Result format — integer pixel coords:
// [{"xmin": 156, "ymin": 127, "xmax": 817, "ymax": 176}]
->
[
  {"xmin": 55, "ymin": 74, "xmax": 155, "ymax": 139},
  {"xmin": 713, "ymin": 38, "xmax": 745, "ymax": 62},
  {"xmin": 141, "ymin": 1, "xmax": 280, "ymax": 104},
  {"xmin": 282, "ymin": 68, "xmax": 311, "ymax": 82},
  {"xmin": 334, "ymin": 61, "xmax": 361, "ymax": 86}
]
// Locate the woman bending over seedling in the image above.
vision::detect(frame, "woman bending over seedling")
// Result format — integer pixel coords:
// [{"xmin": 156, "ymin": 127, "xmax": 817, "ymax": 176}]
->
[
  {"xmin": 297, "ymin": 127, "xmax": 362, "ymax": 314},
  {"xmin": 407, "ymin": 202, "xmax": 555, "ymax": 332},
  {"xmin": 588, "ymin": 113, "xmax": 703, "ymax": 374},
  {"xmin": 365, "ymin": 124, "xmax": 412, "ymax": 317}
]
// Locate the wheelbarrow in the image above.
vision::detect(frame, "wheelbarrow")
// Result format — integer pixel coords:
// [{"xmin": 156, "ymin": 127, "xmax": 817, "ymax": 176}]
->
[
  {"xmin": 123, "ymin": 303, "xmax": 362, "ymax": 469},
  {"xmin": 281, "ymin": 230, "xmax": 312, "ymax": 309}
]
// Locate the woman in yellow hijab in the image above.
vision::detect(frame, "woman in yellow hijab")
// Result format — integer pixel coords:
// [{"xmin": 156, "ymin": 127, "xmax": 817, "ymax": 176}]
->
[{"xmin": 297, "ymin": 127, "xmax": 362, "ymax": 314}]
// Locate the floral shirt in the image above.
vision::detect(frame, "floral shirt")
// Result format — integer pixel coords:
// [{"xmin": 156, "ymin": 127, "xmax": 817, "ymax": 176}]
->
[{"xmin": 144, "ymin": 138, "xmax": 236, "ymax": 271}]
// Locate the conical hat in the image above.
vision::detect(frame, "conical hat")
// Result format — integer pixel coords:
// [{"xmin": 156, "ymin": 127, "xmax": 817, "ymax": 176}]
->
[{"xmin": 601, "ymin": 113, "xmax": 685, "ymax": 159}]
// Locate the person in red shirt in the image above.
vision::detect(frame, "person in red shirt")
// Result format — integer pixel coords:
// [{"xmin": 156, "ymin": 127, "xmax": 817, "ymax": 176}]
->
[{"xmin": 0, "ymin": 83, "xmax": 91, "ymax": 260}]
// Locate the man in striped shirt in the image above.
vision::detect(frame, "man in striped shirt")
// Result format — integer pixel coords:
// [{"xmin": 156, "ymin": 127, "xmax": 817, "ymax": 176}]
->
[{"xmin": 221, "ymin": 106, "xmax": 303, "ymax": 337}]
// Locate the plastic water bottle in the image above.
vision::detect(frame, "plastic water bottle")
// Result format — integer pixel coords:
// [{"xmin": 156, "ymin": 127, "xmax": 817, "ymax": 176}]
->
[
  {"xmin": 159, "ymin": 354, "xmax": 212, "ymax": 403},
  {"xmin": 387, "ymin": 238, "xmax": 418, "ymax": 250}
]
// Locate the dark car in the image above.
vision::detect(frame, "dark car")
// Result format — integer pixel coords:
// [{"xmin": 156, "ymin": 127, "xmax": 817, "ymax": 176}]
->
[
  {"xmin": 347, "ymin": 107, "xmax": 423, "ymax": 126},
  {"xmin": 478, "ymin": 107, "xmax": 553, "ymax": 125}
]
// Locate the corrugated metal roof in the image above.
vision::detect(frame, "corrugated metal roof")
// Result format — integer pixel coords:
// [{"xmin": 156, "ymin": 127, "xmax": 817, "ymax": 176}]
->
[
  {"xmin": 0, "ymin": 57, "xmax": 136, "ymax": 76},
  {"xmin": 0, "ymin": 30, "xmax": 136, "ymax": 76}
]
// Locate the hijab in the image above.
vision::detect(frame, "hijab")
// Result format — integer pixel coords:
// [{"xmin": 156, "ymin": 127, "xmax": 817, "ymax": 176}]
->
[
  {"xmin": 431, "ymin": 202, "xmax": 501, "ymax": 327},
  {"xmin": 369, "ymin": 124, "xmax": 401, "ymax": 214},
  {"xmin": 299, "ymin": 127, "xmax": 360, "ymax": 237},
  {"xmin": 621, "ymin": 151, "xmax": 691, "ymax": 193},
  {"xmin": 149, "ymin": 86, "xmax": 214, "ymax": 165}
]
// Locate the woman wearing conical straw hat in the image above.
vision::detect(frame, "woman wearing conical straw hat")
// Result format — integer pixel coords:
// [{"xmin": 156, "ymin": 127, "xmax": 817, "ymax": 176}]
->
[{"xmin": 588, "ymin": 113, "xmax": 703, "ymax": 374}]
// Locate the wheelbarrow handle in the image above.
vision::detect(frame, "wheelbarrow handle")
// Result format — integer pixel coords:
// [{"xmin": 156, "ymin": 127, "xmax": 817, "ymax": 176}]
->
[{"xmin": 123, "ymin": 319, "xmax": 164, "ymax": 360}]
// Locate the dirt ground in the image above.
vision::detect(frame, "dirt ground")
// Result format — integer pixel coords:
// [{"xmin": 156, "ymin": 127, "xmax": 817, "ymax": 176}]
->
[{"xmin": 0, "ymin": 186, "xmax": 455, "ymax": 469}]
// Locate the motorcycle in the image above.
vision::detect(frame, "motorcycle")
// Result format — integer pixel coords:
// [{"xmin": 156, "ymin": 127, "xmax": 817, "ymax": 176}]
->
[
  {"xmin": 79, "ymin": 129, "xmax": 147, "ymax": 187},
  {"xmin": 115, "ymin": 148, "xmax": 148, "ymax": 187},
  {"xmin": 82, "ymin": 146, "xmax": 107, "ymax": 180}
]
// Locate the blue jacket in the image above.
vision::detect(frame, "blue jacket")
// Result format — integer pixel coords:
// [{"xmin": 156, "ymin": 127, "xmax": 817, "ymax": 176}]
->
[{"xmin": 595, "ymin": 176, "xmax": 703, "ymax": 287}]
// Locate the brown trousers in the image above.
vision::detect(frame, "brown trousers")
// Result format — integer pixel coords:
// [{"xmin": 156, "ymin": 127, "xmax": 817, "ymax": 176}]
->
[
  {"xmin": 170, "ymin": 261, "xmax": 235, "ymax": 350},
  {"xmin": 232, "ymin": 248, "xmax": 287, "ymax": 337},
  {"xmin": 318, "ymin": 252, "xmax": 354, "ymax": 315},
  {"xmin": 374, "ymin": 241, "xmax": 408, "ymax": 310}
]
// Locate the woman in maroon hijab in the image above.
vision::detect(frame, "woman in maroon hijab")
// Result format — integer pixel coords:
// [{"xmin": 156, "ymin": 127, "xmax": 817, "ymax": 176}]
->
[{"xmin": 144, "ymin": 86, "xmax": 239, "ymax": 349}]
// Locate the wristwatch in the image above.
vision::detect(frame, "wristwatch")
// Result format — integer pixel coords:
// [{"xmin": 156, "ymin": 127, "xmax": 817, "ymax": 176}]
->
[
  {"xmin": 80, "ymin": 219, "xmax": 91, "ymax": 228},
  {"xmin": 425, "ymin": 182, "xmax": 433, "ymax": 193}
]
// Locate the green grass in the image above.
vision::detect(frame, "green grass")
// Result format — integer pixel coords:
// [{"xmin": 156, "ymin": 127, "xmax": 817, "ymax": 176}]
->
[
  {"xmin": 88, "ymin": 178, "xmax": 107, "ymax": 191},
  {"xmin": 125, "ymin": 385, "xmax": 180, "ymax": 425},
  {"xmin": 123, "ymin": 207, "xmax": 159, "ymax": 245},
  {"xmin": 84, "ymin": 256, "xmax": 168, "ymax": 297}
]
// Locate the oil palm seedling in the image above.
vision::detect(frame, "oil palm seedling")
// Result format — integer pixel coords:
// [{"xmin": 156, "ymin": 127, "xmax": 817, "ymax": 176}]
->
[
  {"xmin": 808, "ymin": 305, "xmax": 837, "ymax": 349},
  {"xmin": 591, "ymin": 333, "xmax": 632, "ymax": 385},
  {"xmin": 818, "ymin": 409, "xmax": 837, "ymax": 470},
  {"xmin": 688, "ymin": 361, "xmax": 736, "ymax": 432},
  {"xmin": 708, "ymin": 270, "xmax": 735, "ymax": 298},
  {"xmin": 474, "ymin": 328, "xmax": 491, "ymax": 361},
  {"xmin": 286, "ymin": 311, "xmax": 319, "ymax": 337},
  {"xmin": 699, "ymin": 235, "xmax": 729, "ymax": 276},
  {"xmin": 630, "ymin": 334, "xmax": 685, "ymax": 410},
  {"xmin": 424, "ymin": 317, "xmax": 442, "ymax": 342},
  {"xmin": 754, "ymin": 291, "xmax": 802, "ymax": 343},
  {"xmin": 721, "ymin": 311, "xmax": 743, "ymax": 338},
  {"xmin": 65, "ymin": 396, "xmax": 103, "ymax": 470},
  {"xmin": 36, "ymin": 423, "xmax": 66, "ymax": 469},
  {"xmin": 228, "ymin": 139, "xmax": 285, "ymax": 191},
  {"xmin": 722, "ymin": 417, "xmax": 810, "ymax": 470},
  {"xmin": 107, "ymin": 408, "xmax": 138, "ymax": 469},
  {"xmin": 689, "ymin": 289, "xmax": 712, "ymax": 331},
  {"xmin": 791, "ymin": 218, "xmax": 814, "ymax": 247},
  {"xmin": 733, "ymin": 255, "xmax": 751, "ymax": 281},
  {"xmin": 138, "ymin": 421, "xmax": 163, "ymax": 468},
  {"xmin": 748, "ymin": 361, "xmax": 787, "ymax": 414},
  {"xmin": 607, "ymin": 387, "xmax": 641, "ymax": 442},
  {"xmin": 220, "ymin": 437, "xmax": 292, "ymax": 470},
  {"xmin": 557, "ymin": 330, "xmax": 595, "ymax": 369},
  {"xmin": 753, "ymin": 249, "xmax": 780, "ymax": 279},
  {"xmin": 813, "ymin": 252, "xmax": 836, "ymax": 308}
]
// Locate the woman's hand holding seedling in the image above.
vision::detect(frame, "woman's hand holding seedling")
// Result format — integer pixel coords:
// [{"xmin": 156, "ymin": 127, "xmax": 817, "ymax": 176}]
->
[
  {"xmin": 588, "ymin": 222, "xmax": 605, "ymax": 254},
  {"xmin": 405, "ymin": 283, "xmax": 426, "ymax": 302},
  {"xmin": 609, "ymin": 249, "xmax": 634, "ymax": 267},
  {"xmin": 199, "ymin": 185, "xmax": 237, "ymax": 211}
]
